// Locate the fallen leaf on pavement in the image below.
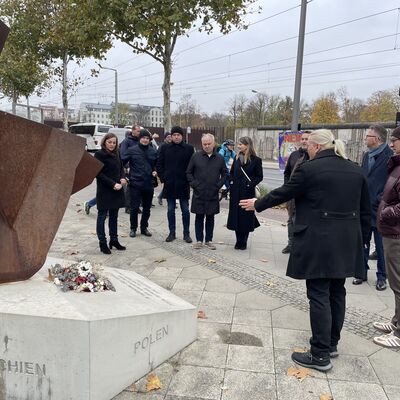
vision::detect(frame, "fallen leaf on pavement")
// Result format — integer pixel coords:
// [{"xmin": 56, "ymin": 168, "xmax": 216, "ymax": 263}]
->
[
  {"xmin": 146, "ymin": 374, "xmax": 162, "ymax": 391},
  {"xmin": 75, "ymin": 203, "xmax": 81, "ymax": 206},
  {"xmin": 119, "ymin": 223, "xmax": 125, "ymax": 227},
  {"xmin": 77, "ymin": 209, "xmax": 82, "ymax": 213},
  {"xmin": 120, "ymin": 233, "xmax": 128, "ymax": 237},
  {"xmin": 154, "ymin": 257, "xmax": 166, "ymax": 263},
  {"xmin": 129, "ymin": 383, "xmax": 137, "ymax": 392},
  {"xmin": 217, "ymin": 241, "xmax": 224, "ymax": 244},
  {"xmin": 260, "ymin": 259, "xmax": 268, "ymax": 263},
  {"xmin": 265, "ymin": 281, "xmax": 276, "ymax": 288},
  {"xmin": 47, "ymin": 268, "xmax": 54, "ymax": 281},
  {"xmin": 68, "ymin": 250, "xmax": 79, "ymax": 255},
  {"xmin": 197, "ymin": 310, "xmax": 207, "ymax": 319},
  {"xmin": 208, "ymin": 259, "xmax": 216, "ymax": 263},
  {"xmin": 281, "ymin": 223, "xmax": 287, "ymax": 227},
  {"xmin": 319, "ymin": 395, "xmax": 333, "ymax": 400},
  {"xmin": 90, "ymin": 231, "xmax": 96, "ymax": 235},
  {"xmin": 287, "ymin": 366, "xmax": 312, "ymax": 382},
  {"xmin": 221, "ymin": 386, "xmax": 229, "ymax": 390},
  {"xmin": 293, "ymin": 347, "xmax": 308, "ymax": 353}
]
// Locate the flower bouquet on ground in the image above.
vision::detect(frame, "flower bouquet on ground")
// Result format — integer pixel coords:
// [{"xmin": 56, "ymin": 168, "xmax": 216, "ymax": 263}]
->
[{"xmin": 50, "ymin": 261, "xmax": 116, "ymax": 292}]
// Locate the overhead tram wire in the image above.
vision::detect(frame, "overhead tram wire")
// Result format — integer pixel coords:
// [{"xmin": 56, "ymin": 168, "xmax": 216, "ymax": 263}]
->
[{"xmin": 81, "ymin": 33, "xmax": 398, "ymax": 94}]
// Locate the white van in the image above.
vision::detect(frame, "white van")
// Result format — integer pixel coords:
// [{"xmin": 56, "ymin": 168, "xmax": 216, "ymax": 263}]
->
[
  {"xmin": 108, "ymin": 127, "xmax": 131, "ymax": 146},
  {"xmin": 69, "ymin": 123, "xmax": 114, "ymax": 151}
]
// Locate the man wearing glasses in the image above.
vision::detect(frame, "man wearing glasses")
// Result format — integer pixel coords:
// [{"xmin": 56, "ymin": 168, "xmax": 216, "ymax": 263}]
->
[{"xmin": 353, "ymin": 125, "xmax": 393, "ymax": 290}]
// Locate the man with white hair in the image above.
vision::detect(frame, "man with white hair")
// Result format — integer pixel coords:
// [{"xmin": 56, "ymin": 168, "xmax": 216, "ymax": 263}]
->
[
  {"xmin": 187, "ymin": 133, "xmax": 227, "ymax": 249},
  {"xmin": 240, "ymin": 129, "xmax": 370, "ymax": 372}
]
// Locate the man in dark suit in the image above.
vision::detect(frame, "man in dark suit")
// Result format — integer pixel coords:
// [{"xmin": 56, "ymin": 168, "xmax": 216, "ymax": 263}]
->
[
  {"xmin": 240, "ymin": 129, "xmax": 370, "ymax": 372},
  {"xmin": 353, "ymin": 125, "xmax": 393, "ymax": 290},
  {"xmin": 156, "ymin": 126, "xmax": 194, "ymax": 243}
]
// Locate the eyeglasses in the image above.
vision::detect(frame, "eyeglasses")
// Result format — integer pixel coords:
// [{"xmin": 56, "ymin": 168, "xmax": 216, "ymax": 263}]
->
[
  {"xmin": 390, "ymin": 138, "xmax": 400, "ymax": 143},
  {"xmin": 365, "ymin": 135, "xmax": 378, "ymax": 139}
]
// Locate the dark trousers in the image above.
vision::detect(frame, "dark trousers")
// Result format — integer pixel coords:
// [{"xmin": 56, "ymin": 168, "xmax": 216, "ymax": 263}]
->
[
  {"xmin": 129, "ymin": 185, "xmax": 154, "ymax": 231},
  {"xmin": 306, "ymin": 278, "xmax": 346, "ymax": 358},
  {"xmin": 97, "ymin": 209, "xmax": 119, "ymax": 243},
  {"xmin": 235, "ymin": 231, "xmax": 249, "ymax": 247},
  {"xmin": 363, "ymin": 226, "xmax": 386, "ymax": 280},
  {"xmin": 195, "ymin": 214, "xmax": 215, "ymax": 243},
  {"xmin": 167, "ymin": 198, "xmax": 190, "ymax": 236}
]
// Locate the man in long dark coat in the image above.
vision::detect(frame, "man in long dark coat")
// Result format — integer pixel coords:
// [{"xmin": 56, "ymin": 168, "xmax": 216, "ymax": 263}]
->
[
  {"xmin": 186, "ymin": 133, "xmax": 227, "ymax": 249},
  {"xmin": 240, "ymin": 129, "xmax": 371, "ymax": 372},
  {"xmin": 156, "ymin": 126, "xmax": 194, "ymax": 243}
]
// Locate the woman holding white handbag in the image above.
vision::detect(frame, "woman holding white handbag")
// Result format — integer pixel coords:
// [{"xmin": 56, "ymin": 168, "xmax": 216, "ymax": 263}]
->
[{"xmin": 227, "ymin": 136, "xmax": 263, "ymax": 250}]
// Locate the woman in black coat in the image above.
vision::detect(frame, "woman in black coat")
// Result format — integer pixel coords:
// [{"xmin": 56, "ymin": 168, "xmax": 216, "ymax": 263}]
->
[
  {"xmin": 227, "ymin": 136, "xmax": 263, "ymax": 249},
  {"xmin": 94, "ymin": 133, "xmax": 126, "ymax": 254}
]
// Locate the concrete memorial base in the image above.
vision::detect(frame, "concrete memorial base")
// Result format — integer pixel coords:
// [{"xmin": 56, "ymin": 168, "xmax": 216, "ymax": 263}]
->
[{"xmin": 0, "ymin": 257, "xmax": 197, "ymax": 400}]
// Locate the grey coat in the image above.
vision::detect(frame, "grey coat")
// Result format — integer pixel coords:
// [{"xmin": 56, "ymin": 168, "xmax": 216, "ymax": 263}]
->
[{"xmin": 186, "ymin": 150, "xmax": 227, "ymax": 215}]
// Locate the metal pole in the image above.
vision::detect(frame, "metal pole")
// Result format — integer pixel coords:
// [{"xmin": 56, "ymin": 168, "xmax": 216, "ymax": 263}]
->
[
  {"xmin": 114, "ymin": 69, "xmax": 118, "ymax": 126},
  {"xmin": 99, "ymin": 65, "xmax": 118, "ymax": 126},
  {"xmin": 291, "ymin": 0, "xmax": 308, "ymax": 132}
]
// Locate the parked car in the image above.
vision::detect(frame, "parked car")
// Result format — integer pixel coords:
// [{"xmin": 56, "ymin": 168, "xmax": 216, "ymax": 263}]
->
[{"xmin": 69, "ymin": 123, "xmax": 113, "ymax": 151}]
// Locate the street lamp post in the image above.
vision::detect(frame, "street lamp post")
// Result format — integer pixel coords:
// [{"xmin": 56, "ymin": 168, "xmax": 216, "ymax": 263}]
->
[
  {"xmin": 99, "ymin": 65, "xmax": 118, "ymax": 126},
  {"xmin": 251, "ymin": 89, "xmax": 265, "ymax": 126}
]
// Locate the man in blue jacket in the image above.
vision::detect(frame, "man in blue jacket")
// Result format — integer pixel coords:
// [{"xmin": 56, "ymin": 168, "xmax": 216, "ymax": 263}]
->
[
  {"xmin": 353, "ymin": 125, "xmax": 393, "ymax": 290},
  {"xmin": 121, "ymin": 129, "xmax": 157, "ymax": 238}
]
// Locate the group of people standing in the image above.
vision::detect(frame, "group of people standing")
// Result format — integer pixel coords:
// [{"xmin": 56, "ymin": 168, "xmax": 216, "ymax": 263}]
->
[{"xmin": 93, "ymin": 125, "xmax": 264, "ymax": 254}]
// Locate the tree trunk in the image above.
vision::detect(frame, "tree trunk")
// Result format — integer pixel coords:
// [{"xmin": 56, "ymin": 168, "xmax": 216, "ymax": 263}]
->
[
  {"xmin": 11, "ymin": 91, "xmax": 17, "ymax": 115},
  {"xmin": 162, "ymin": 50, "xmax": 172, "ymax": 132},
  {"xmin": 62, "ymin": 52, "xmax": 69, "ymax": 131}
]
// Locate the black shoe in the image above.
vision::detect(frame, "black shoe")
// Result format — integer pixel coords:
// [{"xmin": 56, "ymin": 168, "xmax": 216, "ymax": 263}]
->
[
  {"xmin": 125, "ymin": 208, "xmax": 130, "ymax": 214},
  {"xmin": 329, "ymin": 345, "xmax": 339, "ymax": 358},
  {"xmin": 99, "ymin": 242, "xmax": 111, "ymax": 254},
  {"xmin": 234, "ymin": 243, "xmax": 247, "ymax": 250},
  {"xmin": 141, "ymin": 228, "xmax": 152, "ymax": 237},
  {"xmin": 291, "ymin": 351, "xmax": 332, "ymax": 372},
  {"xmin": 158, "ymin": 197, "xmax": 163, "ymax": 206},
  {"xmin": 84, "ymin": 202, "xmax": 91, "ymax": 215},
  {"xmin": 376, "ymin": 279, "xmax": 387, "ymax": 291},
  {"xmin": 282, "ymin": 245, "xmax": 291, "ymax": 254},
  {"xmin": 369, "ymin": 250, "xmax": 378, "ymax": 260},
  {"xmin": 109, "ymin": 240, "xmax": 126, "ymax": 250},
  {"xmin": 183, "ymin": 235, "xmax": 193, "ymax": 244},
  {"xmin": 138, "ymin": 208, "xmax": 142, "ymax": 214},
  {"xmin": 166, "ymin": 233, "xmax": 176, "ymax": 242},
  {"xmin": 129, "ymin": 230, "xmax": 136, "ymax": 238},
  {"xmin": 352, "ymin": 277, "xmax": 367, "ymax": 285}
]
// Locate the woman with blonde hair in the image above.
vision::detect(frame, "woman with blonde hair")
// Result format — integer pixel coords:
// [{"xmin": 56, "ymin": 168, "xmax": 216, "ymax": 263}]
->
[
  {"xmin": 227, "ymin": 136, "xmax": 263, "ymax": 249},
  {"xmin": 239, "ymin": 129, "xmax": 370, "ymax": 372}
]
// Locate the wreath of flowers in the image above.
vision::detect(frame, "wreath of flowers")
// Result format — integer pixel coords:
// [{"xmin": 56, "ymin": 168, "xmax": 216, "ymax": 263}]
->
[{"xmin": 51, "ymin": 261, "xmax": 116, "ymax": 292}]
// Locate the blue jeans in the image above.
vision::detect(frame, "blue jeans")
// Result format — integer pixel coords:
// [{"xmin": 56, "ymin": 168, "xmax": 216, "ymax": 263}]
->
[
  {"xmin": 363, "ymin": 226, "xmax": 386, "ymax": 280},
  {"xmin": 96, "ymin": 209, "xmax": 119, "ymax": 243},
  {"xmin": 87, "ymin": 197, "xmax": 96, "ymax": 207},
  {"xmin": 195, "ymin": 214, "xmax": 215, "ymax": 242},
  {"xmin": 167, "ymin": 198, "xmax": 190, "ymax": 236}
]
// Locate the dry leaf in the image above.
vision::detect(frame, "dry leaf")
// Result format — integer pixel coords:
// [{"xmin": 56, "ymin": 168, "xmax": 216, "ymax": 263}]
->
[
  {"xmin": 120, "ymin": 233, "xmax": 128, "ymax": 237},
  {"xmin": 260, "ymin": 259, "xmax": 268, "ymax": 263},
  {"xmin": 217, "ymin": 241, "xmax": 224, "ymax": 244},
  {"xmin": 90, "ymin": 230, "xmax": 96, "ymax": 235},
  {"xmin": 221, "ymin": 386, "xmax": 229, "ymax": 390},
  {"xmin": 75, "ymin": 203, "xmax": 81, "ymax": 206},
  {"xmin": 319, "ymin": 395, "xmax": 333, "ymax": 400},
  {"xmin": 197, "ymin": 310, "xmax": 207, "ymax": 319},
  {"xmin": 77, "ymin": 209, "xmax": 82, "ymax": 213},
  {"xmin": 154, "ymin": 257, "xmax": 166, "ymax": 263},
  {"xmin": 47, "ymin": 268, "xmax": 54, "ymax": 281},
  {"xmin": 265, "ymin": 281, "xmax": 276, "ymax": 288},
  {"xmin": 68, "ymin": 250, "xmax": 79, "ymax": 255},
  {"xmin": 208, "ymin": 259, "xmax": 216, "ymax": 263},
  {"xmin": 119, "ymin": 223, "xmax": 125, "ymax": 227},
  {"xmin": 293, "ymin": 347, "xmax": 308, "ymax": 353},
  {"xmin": 129, "ymin": 383, "xmax": 137, "ymax": 392},
  {"xmin": 146, "ymin": 374, "xmax": 162, "ymax": 391},
  {"xmin": 287, "ymin": 366, "xmax": 312, "ymax": 382}
]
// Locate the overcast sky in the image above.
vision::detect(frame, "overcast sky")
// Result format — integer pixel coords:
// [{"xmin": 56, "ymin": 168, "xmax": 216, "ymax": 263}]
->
[{"xmin": 2, "ymin": 0, "xmax": 400, "ymax": 115}]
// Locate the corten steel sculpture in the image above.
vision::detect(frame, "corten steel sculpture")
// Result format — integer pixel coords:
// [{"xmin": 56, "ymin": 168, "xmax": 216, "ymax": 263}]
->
[{"xmin": 0, "ymin": 22, "xmax": 102, "ymax": 283}]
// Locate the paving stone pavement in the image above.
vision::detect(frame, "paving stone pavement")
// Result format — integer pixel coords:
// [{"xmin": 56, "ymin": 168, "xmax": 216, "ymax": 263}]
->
[{"xmin": 49, "ymin": 184, "xmax": 400, "ymax": 400}]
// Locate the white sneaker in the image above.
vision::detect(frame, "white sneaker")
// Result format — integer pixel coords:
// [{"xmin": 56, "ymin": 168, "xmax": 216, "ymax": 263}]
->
[
  {"xmin": 204, "ymin": 242, "xmax": 216, "ymax": 250},
  {"xmin": 373, "ymin": 332, "xmax": 400, "ymax": 348},
  {"xmin": 373, "ymin": 321, "xmax": 395, "ymax": 333},
  {"xmin": 193, "ymin": 242, "xmax": 203, "ymax": 249}
]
